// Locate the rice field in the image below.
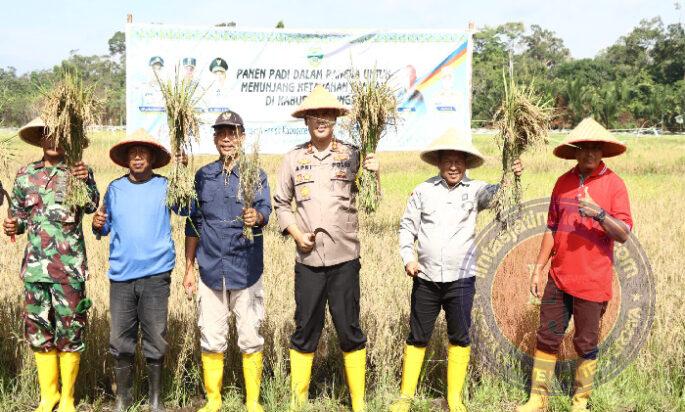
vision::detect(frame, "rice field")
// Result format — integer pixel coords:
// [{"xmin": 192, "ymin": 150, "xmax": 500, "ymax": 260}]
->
[{"xmin": 0, "ymin": 130, "xmax": 683, "ymax": 411}]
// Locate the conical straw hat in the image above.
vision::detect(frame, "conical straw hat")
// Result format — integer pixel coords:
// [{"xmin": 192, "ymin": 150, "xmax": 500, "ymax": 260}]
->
[
  {"xmin": 109, "ymin": 128, "xmax": 172, "ymax": 169},
  {"xmin": 291, "ymin": 85, "xmax": 350, "ymax": 118},
  {"xmin": 18, "ymin": 117, "xmax": 47, "ymax": 147},
  {"xmin": 420, "ymin": 128, "xmax": 485, "ymax": 169},
  {"xmin": 553, "ymin": 117, "xmax": 626, "ymax": 159}
]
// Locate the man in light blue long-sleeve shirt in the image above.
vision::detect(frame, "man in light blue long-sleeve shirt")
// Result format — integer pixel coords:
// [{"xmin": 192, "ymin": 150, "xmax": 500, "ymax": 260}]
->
[{"xmin": 92, "ymin": 129, "xmax": 186, "ymax": 412}]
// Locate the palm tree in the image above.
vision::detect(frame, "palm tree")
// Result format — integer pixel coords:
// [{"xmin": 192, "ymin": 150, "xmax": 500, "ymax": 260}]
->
[
  {"xmin": 592, "ymin": 82, "xmax": 627, "ymax": 128},
  {"xmin": 564, "ymin": 78, "xmax": 591, "ymax": 125}
]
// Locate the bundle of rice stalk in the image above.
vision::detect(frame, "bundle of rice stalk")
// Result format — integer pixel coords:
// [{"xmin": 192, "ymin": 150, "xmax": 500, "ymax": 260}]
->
[
  {"xmin": 347, "ymin": 70, "xmax": 399, "ymax": 214},
  {"xmin": 237, "ymin": 139, "xmax": 262, "ymax": 242},
  {"xmin": 491, "ymin": 73, "xmax": 552, "ymax": 231},
  {"xmin": 157, "ymin": 67, "xmax": 202, "ymax": 209},
  {"xmin": 0, "ymin": 97, "xmax": 15, "ymax": 178},
  {"xmin": 41, "ymin": 72, "xmax": 100, "ymax": 209},
  {"xmin": 0, "ymin": 134, "xmax": 16, "ymax": 179}
]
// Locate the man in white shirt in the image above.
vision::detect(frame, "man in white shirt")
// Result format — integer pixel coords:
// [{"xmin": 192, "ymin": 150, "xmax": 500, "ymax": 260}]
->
[{"xmin": 391, "ymin": 128, "xmax": 522, "ymax": 412}]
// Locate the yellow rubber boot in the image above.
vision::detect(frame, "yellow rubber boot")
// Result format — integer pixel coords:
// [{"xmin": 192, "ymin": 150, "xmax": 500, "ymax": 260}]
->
[
  {"xmin": 389, "ymin": 344, "xmax": 427, "ymax": 412},
  {"xmin": 447, "ymin": 345, "xmax": 470, "ymax": 412},
  {"xmin": 342, "ymin": 348, "xmax": 366, "ymax": 412},
  {"xmin": 243, "ymin": 351, "xmax": 264, "ymax": 412},
  {"xmin": 33, "ymin": 350, "xmax": 61, "ymax": 412},
  {"xmin": 570, "ymin": 358, "xmax": 597, "ymax": 412},
  {"xmin": 289, "ymin": 349, "xmax": 314, "ymax": 411},
  {"xmin": 516, "ymin": 350, "xmax": 557, "ymax": 412},
  {"xmin": 56, "ymin": 352, "xmax": 80, "ymax": 412},
  {"xmin": 199, "ymin": 352, "xmax": 224, "ymax": 412}
]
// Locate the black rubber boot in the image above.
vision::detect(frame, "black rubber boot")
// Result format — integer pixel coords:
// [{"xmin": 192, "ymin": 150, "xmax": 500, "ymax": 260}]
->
[
  {"xmin": 146, "ymin": 358, "xmax": 166, "ymax": 412},
  {"xmin": 113, "ymin": 357, "xmax": 134, "ymax": 412}
]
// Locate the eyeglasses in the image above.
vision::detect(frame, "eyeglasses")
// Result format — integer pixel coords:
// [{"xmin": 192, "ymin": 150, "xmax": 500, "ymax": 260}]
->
[{"xmin": 214, "ymin": 128, "xmax": 244, "ymax": 140}]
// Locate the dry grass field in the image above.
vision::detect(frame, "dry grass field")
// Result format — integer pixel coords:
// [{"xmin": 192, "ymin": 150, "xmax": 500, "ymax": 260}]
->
[{"xmin": 0, "ymin": 130, "xmax": 683, "ymax": 411}]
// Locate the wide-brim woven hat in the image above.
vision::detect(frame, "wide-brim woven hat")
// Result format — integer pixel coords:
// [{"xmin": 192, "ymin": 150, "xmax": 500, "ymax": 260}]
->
[
  {"xmin": 291, "ymin": 85, "xmax": 350, "ymax": 118},
  {"xmin": 18, "ymin": 117, "xmax": 48, "ymax": 147},
  {"xmin": 553, "ymin": 117, "xmax": 626, "ymax": 159},
  {"xmin": 420, "ymin": 128, "xmax": 485, "ymax": 169},
  {"xmin": 109, "ymin": 128, "xmax": 171, "ymax": 169}
]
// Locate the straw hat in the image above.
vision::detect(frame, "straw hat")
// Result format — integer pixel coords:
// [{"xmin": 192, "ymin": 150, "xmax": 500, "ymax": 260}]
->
[
  {"xmin": 291, "ymin": 85, "xmax": 350, "ymax": 118},
  {"xmin": 109, "ymin": 128, "xmax": 171, "ymax": 169},
  {"xmin": 420, "ymin": 128, "xmax": 485, "ymax": 169},
  {"xmin": 553, "ymin": 117, "xmax": 626, "ymax": 159},
  {"xmin": 18, "ymin": 117, "xmax": 48, "ymax": 147}
]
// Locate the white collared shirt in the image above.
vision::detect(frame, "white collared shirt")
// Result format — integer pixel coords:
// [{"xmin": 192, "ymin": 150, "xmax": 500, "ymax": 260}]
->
[{"xmin": 399, "ymin": 176, "xmax": 498, "ymax": 283}]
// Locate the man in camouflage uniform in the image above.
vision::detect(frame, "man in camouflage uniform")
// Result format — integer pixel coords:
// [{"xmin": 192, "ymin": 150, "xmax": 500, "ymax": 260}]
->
[{"xmin": 3, "ymin": 118, "xmax": 99, "ymax": 412}]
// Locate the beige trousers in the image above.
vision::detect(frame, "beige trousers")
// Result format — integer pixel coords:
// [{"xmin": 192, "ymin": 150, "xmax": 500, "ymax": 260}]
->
[{"xmin": 197, "ymin": 277, "xmax": 265, "ymax": 354}]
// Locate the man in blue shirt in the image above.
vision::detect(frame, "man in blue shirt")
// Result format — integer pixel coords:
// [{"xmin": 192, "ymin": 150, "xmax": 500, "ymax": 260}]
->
[
  {"xmin": 92, "ymin": 128, "xmax": 186, "ymax": 412},
  {"xmin": 183, "ymin": 111, "xmax": 272, "ymax": 412}
]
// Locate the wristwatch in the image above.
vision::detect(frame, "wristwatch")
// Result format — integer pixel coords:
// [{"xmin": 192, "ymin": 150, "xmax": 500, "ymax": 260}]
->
[{"xmin": 593, "ymin": 209, "xmax": 606, "ymax": 223}]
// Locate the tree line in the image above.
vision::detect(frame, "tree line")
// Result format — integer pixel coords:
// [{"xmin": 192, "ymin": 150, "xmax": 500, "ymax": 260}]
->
[{"xmin": 1, "ymin": 17, "xmax": 683, "ymax": 131}]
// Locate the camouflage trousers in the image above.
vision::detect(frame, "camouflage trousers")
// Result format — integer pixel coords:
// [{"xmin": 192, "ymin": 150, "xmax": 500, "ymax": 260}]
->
[{"xmin": 24, "ymin": 281, "xmax": 89, "ymax": 352}]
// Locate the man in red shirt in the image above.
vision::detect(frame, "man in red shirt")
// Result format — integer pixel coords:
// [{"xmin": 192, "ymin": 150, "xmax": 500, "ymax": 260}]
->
[{"xmin": 517, "ymin": 118, "xmax": 632, "ymax": 412}]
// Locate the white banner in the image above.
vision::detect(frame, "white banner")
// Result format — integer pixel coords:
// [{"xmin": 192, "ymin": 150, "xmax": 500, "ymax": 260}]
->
[{"xmin": 126, "ymin": 23, "xmax": 473, "ymax": 154}]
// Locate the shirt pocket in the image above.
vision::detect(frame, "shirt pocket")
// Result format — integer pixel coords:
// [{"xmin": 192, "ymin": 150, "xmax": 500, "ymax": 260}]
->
[
  {"xmin": 455, "ymin": 200, "xmax": 475, "ymax": 223},
  {"xmin": 47, "ymin": 207, "xmax": 78, "ymax": 225},
  {"xmin": 199, "ymin": 185, "xmax": 217, "ymax": 205},
  {"xmin": 330, "ymin": 175, "xmax": 354, "ymax": 199},
  {"xmin": 420, "ymin": 207, "xmax": 438, "ymax": 226},
  {"xmin": 199, "ymin": 185, "xmax": 222, "ymax": 221},
  {"xmin": 294, "ymin": 177, "xmax": 315, "ymax": 203},
  {"xmin": 22, "ymin": 188, "xmax": 40, "ymax": 211},
  {"xmin": 42, "ymin": 187, "xmax": 78, "ymax": 225}
]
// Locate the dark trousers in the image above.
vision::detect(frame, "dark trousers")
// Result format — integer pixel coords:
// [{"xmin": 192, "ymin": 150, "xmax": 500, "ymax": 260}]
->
[
  {"xmin": 109, "ymin": 271, "xmax": 171, "ymax": 361},
  {"xmin": 290, "ymin": 259, "xmax": 367, "ymax": 353},
  {"xmin": 535, "ymin": 276, "xmax": 608, "ymax": 359},
  {"xmin": 406, "ymin": 276, "xmax": 475, "ymax": 347}
]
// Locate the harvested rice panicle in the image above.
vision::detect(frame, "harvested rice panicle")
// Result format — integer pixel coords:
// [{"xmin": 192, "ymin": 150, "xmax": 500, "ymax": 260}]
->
[
  {"xmin": 157, "ymin": 67, "xmax": 202, "ymax": 209},
  {"xmin": 491, "ymin": 73, "xmax": 552, "ymax": 232},
  {"xmin": 237, "ymin": 139, "xmax": 262, "ymax": 242},
  {"xmin": 346, "ymin": 69, "xmax": 399, "ymax": 214},
  {"xmin": 41, "ymin": 72, "xmax": 100, "ymax": 209}
]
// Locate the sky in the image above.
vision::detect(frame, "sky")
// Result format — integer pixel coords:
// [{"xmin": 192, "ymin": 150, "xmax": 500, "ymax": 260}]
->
[{"xmin": 0, "ymin": 0, "xmax": 683, "ymax": 74}]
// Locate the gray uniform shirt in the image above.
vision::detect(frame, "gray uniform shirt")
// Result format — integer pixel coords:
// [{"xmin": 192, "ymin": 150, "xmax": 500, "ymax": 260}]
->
[{"xmin": 399, "ymin": 176, "xmax": 498, "ymax": 283}]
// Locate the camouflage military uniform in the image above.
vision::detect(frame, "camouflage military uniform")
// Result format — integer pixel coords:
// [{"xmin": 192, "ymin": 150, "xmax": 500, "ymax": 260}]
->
[{"xmin": 10, "ymin": 160, "xmax": 99, "ymax": 352}]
